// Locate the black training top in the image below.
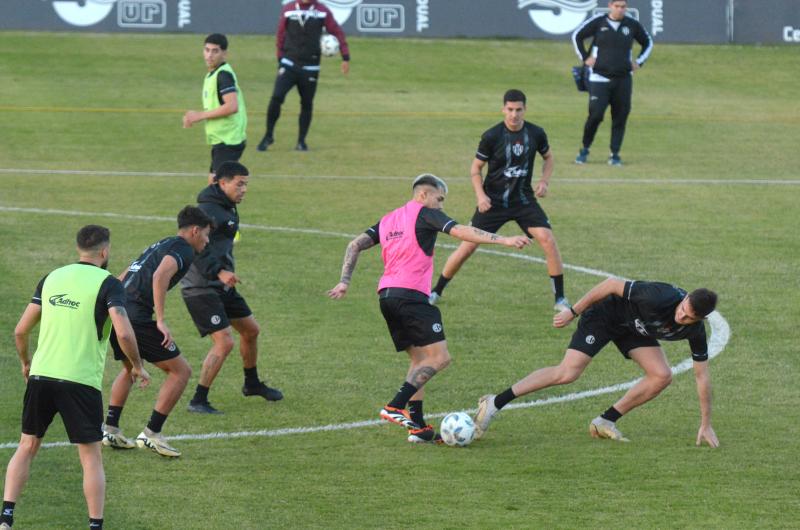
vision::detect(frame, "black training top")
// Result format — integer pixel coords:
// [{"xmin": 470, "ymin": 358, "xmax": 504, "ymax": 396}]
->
[
  {"xmin": 572, "ymin": 14, "xmax": 653, "ymax": 78},
  {"xmin": 476, "ymin": 121, "xmax": 550, "ymax": 208},
  {"xmin": 366, "ymin": 207, "xmax": 456, "ymax": 256},
  {"xmin": 181, "ymin": 184, "xmax": 239, "ymax": 294},
  {"xmin": 32, "ymin": 262, "xmax": 126, "ymax": 340},
  {"xmin": 121, "ymin": 236, "xmax": 196, "ymax": 322},
  {"xmin": 596, "ymin": 280, "xmax": 708, "ymax": 361}
]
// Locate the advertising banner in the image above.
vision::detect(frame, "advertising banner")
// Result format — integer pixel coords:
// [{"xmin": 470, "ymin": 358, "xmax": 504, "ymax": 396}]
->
[{"xmin": 0, "ymin": 0, "xmax": 794, "ymax": 45}]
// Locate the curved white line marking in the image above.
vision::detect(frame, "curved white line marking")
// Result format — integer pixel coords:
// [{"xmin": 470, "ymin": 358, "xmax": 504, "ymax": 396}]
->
[{"xmin": 0, "ymin": 206, "xmax": 730, "ymax": 450}]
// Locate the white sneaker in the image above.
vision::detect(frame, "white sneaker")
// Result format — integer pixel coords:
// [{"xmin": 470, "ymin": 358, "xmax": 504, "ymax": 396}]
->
[
  {"xmin": 1, "ymin": 522, "xmax": 12, "ymax": 529},
  {"xmin": 589, "ymin": 416, "xmax": 630, "ymax": 442},
  {"xmin": 102, "ymin": 425, "xmax": 136, "ymax": 449},
  {"xmin": 473, "ymin": 394, "xmax": 499, "ymax": 440},
  {"xmin": 553, "ymin": 297, "xmax": 571, "ymax": 313},
  {"xmin": 136, "ymin": 429, "xmax": 181, "ymax": 457},
  {"xmin": 428, "ymin": 292, "xmax": 441, "ymax": 305}
]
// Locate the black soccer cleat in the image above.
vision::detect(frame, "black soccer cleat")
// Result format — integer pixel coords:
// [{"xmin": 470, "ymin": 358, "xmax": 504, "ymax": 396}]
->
[
  {"xmin": 256, "ymin": 134, "xmax": 274, "ymax": 152},
  {"xmin": 187, "ymin": 400, "xmax": 224, "ymax": 414},
  {"xmin": 294, "ymin": 141, "xmax": 309, "ymax": 152},
  {"xmin": 242, "ymin": 382, "xmax": 284, "ymax": 401}
]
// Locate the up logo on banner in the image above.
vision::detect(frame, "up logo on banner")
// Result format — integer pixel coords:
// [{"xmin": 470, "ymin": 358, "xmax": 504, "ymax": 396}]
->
[
  {"xmin": 518, "ymin": 0, "xmax": 598, "ymax": 35},
  {"xmin": 282, "ymin": 0, "xmax": 362, "ymax": 26},
  {"xmin": 53, "ymin": 0, "xmax": 168, "ymax": 28}
]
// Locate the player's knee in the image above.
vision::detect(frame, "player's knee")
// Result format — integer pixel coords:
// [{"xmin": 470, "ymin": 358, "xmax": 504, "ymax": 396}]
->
[
  {"xmin": 241, "ymin": 323, "xmax": 260, "ymax": 342},
  {"xmin": 270, "ymin": 95, "xmax": 285, "ymax": 107},
  {"xmin": 216, "ymin": 335, "xmax": 236, "ymax": 356},
  {"xmin": 17, "ymin": 436, "xmax": 40, "ymax": 457},
  {"xmin": 556, "ymin": 365, "xmax": 582, "ymax": 385},
  {"xmin": 652, "ymin": 370, "xmax": 672, "ymax": 390},
  {"xmin": 300, "ymin": 99, "xmax": 313, "ymax": 111}
]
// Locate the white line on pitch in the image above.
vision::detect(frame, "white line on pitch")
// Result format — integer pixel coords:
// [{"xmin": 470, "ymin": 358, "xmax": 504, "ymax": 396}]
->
[
  {"xmin": 0, "ymin": 206, "xmax": 730, "ymax": 450},
  {"xmin": 0, "ymin": 167, "xmax": 798, "ymax": 185}
]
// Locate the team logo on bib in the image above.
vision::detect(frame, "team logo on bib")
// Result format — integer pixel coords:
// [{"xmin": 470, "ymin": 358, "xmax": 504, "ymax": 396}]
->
[
  {"xmin": 432, "ymin": 323, "xmax": 442, "ymax": 333},
  {"xmin": 585, "ymin": 335, "xmax": 596, "ymax": 345},
  {"xmin": 211, "ymin": 315, "xmax": 221, "ymax": 325}
]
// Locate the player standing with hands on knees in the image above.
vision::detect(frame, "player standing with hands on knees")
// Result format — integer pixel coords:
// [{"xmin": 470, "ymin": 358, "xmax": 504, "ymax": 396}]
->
[
  {"xmin": 473, "ymin": 277, "xmax": 719, "ymax": 448},
  {"xmin": 328, "ymin": 174, "xmax": 530, "ymax": 444}
]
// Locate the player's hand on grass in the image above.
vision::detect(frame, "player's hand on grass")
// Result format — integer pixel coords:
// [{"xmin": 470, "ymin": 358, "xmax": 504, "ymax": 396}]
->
[
  {"xmin": 696, "ymin": 424, "xmax": 719, "ymax": 448},
  {"xmin": 156, "ymin": 319, "xmax": 174, "ymax": 349},
  {"xmin": 341, "ymin": 61, "xmax": 350, "ymax": 75},
  {"xmin": 476, "ymin": 193, "xmax": 492, "ymax": 213},
  {"xmin": 501, "ymin": 235, "xmax": 531, "ymax": 249},
  {"xmin": 553, "ymin": 309, "xmax": 575, "ymax": 328},
  {"xmin": 218, "ymin": 270, "xmax": 240, "ymax": 288},
  {"xmin": 131, "ymin": 365, "xmax": 151, "ymax": 388},
  {"xmin": 327, "ymin": 282, "xmax": 349, "ymax": 299}
]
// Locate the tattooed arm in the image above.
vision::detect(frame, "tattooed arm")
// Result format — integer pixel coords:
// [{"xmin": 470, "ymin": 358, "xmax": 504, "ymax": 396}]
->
[
  {"xmin": 449, "ymin": 224, "xmax": 531, "ymax": 249},
  {"xmin": 327, "ymin": 233, "xmax": 377, "ymax": 299}
]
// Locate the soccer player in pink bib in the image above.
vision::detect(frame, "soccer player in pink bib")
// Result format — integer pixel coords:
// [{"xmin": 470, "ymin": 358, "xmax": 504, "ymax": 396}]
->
[{"xmin": 328, "ymin": 174, "xmax": 530, "ymax": 443}]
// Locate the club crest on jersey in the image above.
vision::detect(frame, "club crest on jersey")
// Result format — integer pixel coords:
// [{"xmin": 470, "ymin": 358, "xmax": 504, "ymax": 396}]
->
[
  {"xmin": 634, "ymin": 318, "xmax": 648, "ymax": 335},
  {"xmin": 512, "ymin": 143, "xmax": 524, "ymax": 156},
  {"xmin": 622, "ymin": 26, "xmax": 630, "ymax": 35}
]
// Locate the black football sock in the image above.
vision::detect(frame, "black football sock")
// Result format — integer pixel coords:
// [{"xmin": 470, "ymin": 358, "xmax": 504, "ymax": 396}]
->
[
  {"xmin": 408, "ymin": 400, "xmax": 425, "ymax": 427},
  {"xmin": 105, "ymin": 405, "xmax": 123, "ymax": 428},
  {"xmin": 1, "ymin": 501, "xmax": 15, "ymax": 527},
  {"xmin": 244, "ymin": 366, "xmax": 260, "ymax": 387},
  {"xmin": 387, "ymin": 382, "xmax": 419, "ymax": 410},
  {"xmin": 601, "ymin": 406, "xmax": 623, "ymax": 423},
  {"xmin": 493, "ymin": 388, "xmax": 517, "ymax": 410},
  {"xmin": 146, "ymin": 410, "xmax": 168, "ymax": 434},
  {"xmin": 550, "ymin": 274, "xmax": 565, "ymax": 301},
  {"xmin": 192, "ymin": 384, "xmax": 210, "ymax": 403},
  {"xmin": 89, "ymin": 517, "xmax": 103, "ymax": 529},
  {"xmin": 432, "ymin": 275, "xmax": 451, "ymax": 295}
]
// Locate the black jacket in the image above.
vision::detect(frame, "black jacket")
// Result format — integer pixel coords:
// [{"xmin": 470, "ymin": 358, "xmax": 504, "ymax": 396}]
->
[
  {"xmin": 572, "ymin": 14, "xmax": 653, "ymax": 78},
  {"xmin": 180, "ymin": 184, "xmax": 239, "ymax": 294}
]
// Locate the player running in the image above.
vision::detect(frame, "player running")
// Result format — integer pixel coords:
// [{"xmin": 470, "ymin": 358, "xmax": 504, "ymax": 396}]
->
[
  {"xmin": 328, "ymin": 174, "xmax": 530, "ymax": 443},
  {"xmin": 102, "ymin": 206, "xmax": 212, "ymax": 458}
]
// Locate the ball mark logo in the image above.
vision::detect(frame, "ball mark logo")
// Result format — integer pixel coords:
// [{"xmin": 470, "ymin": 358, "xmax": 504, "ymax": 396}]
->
[
  {"xmin": 211, "ymin": 315, "xmax": 221, "ymax": 325},
  {"xmin": 585, "ymin": 334, "xmax": 595, "ymax": 345},
  {"xmin": 432, "ymin": 323, "xmax": 442, "ymax": 333}
]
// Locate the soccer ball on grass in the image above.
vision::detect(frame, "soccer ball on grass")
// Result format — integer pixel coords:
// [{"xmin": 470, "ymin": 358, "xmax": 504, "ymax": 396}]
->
[{"xmin": 440, "ymin": 412, "xmax": 476, "ymax": 447}]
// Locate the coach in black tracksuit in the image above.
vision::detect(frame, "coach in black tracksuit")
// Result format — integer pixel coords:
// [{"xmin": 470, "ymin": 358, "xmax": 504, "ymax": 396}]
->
[
  {"xmin": 257, "ymin": 0, "xmax": 350, "ymax": 152},
  {"xmin": 572, "ymin": 0, "xmax": 653, "ymax": 166}
]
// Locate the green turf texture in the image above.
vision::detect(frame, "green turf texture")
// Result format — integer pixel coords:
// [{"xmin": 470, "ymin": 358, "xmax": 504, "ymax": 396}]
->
[{"xmin": 0, "ymin": 32, "xmax": 798, "ymax": 529}]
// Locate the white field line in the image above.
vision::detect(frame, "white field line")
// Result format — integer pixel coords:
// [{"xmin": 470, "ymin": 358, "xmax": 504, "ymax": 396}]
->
[
  {"xmin": 0, "ymin": 167, "xmax": 798, "ymax": 185},
  {"xmin": 0, "ymin": 206, "xmax": 730, "ymax": 450}
]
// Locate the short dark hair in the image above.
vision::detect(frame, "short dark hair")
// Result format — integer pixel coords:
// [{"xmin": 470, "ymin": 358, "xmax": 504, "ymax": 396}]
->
[
  {"xmin": 76, "ymin": 225, "xmax": 110, "ymax": 252},
  {"xmin": 177, "ymin": 205, "xmax": 213, "ymax": 229},
  {"xmin": 688, "ymin": 288, "xmax": 717, "ymax": 318},
  {"xmin": 412, "ymin": 173, "xmax": 448, "ymax": 194},
  {"xmin": 205, "ymin": 33, "xmax": 228, "ymax": 50},
  {"xmin": 215, "ymin": 161, "xmax": 249, "ymax": 181},
  {"xmin": 503, "ymin": 89, "xmax": 527, "ymax": 105}
]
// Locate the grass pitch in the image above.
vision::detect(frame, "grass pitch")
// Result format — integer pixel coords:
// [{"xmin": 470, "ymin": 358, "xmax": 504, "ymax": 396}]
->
[{"xmin": 0, "ymin": 32, "xmax": 799, "ymax": 529}]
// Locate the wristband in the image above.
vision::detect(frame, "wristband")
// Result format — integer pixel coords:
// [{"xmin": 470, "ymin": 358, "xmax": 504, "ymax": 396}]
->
[{"xmin": 569, "ymin": 306, "xmax": 579, "ymax": 317}]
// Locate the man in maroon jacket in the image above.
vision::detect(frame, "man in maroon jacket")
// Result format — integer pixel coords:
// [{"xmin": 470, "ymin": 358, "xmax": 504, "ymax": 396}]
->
[{"xmin": 257, "ymin": 0, "xmax": 350, "ymax": 152}]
